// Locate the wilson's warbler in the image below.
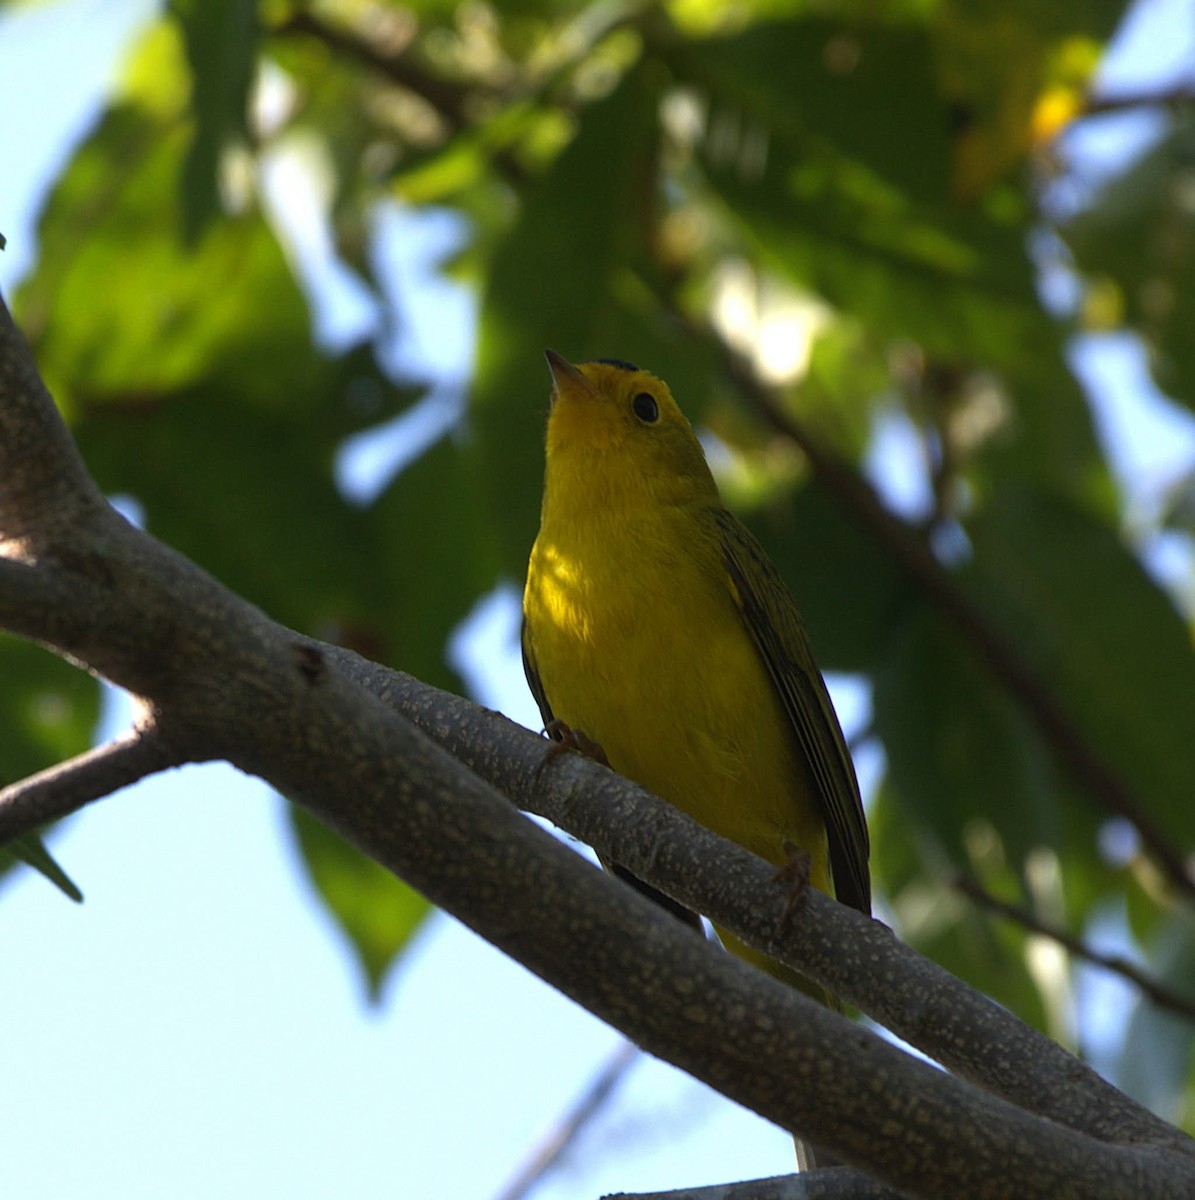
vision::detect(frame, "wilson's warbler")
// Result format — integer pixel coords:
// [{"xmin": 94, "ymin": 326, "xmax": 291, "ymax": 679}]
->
[{"xmin": 521, "ymin": 352, "xmax": 870, "ymax": 1164}]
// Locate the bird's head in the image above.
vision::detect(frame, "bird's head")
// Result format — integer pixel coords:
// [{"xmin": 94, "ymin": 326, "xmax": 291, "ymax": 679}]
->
[{"xmin": 542, "ymin": 350, "xmax": 718, "ymax": 507}]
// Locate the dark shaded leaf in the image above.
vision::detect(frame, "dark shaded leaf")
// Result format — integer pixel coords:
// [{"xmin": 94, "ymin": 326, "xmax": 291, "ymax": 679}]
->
[
  {"xmin": 872, "ymin": 601, "xmax": 1060, "ymax": 872},
  {"xmin": 869, "ymin": 783, "xmax": 1049, "ymax": 1030},
  {"xmin": 669, "ymin": 18, "xmax": 952, "ymax": 205},
  {"xmin": 169, "ymin": 0, "xmax": 258, "ymax": 241},
  {"xmin": 470, "ymin": 63, "xmax": 664, "ymax": 571},
  {"xmin": 965, "ymin": 489, "xmax": 1195, "ymax": 853},
  {"xmin": 741, "ymin": 482, "xmax": 912, "ymax": 674}
]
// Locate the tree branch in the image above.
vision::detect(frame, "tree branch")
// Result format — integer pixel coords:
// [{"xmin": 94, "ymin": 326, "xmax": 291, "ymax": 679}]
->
[
  {"xmin": 954, "ymin": 873, "xmax": 1195, "ymax": 1024},
  {"xmin": 319, "ymin": 644, "xmax": 1193, "ymax": 1162},
  {"xmin": 0, "ymin": 723, "xmax": 180, "ymax": 839},
  {"xmin": 3, "ymin": 292, "xmax": 1194, "ymax": 1198},
  {"xmin": 604, "ymin": 1170, "xmax": 903, "ymax": 1199},
  {"xmin": 714, "ymin": 341, "xmax": 1195, "ymax": 904},
  {"xmin": 497, "ymin": 1041, "xmax": 639, "ymax": 1200},
  {"xmin": 269, "ymin": 11, "xmax": 475, "ymax": 131}
]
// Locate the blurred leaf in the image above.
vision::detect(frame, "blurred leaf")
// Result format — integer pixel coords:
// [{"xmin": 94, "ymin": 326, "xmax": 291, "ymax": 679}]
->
[
  {"xmin": 470, "ymin": 62, "xmax": 662, "ymax": 571},
  {"xmin": 169, "ymin": 0, "xmax": 258, "ymax": 241},
  {"xmin": 75, "ymin": 359, "xmax": 413, "ymax": 641},
  {"xmin": 669, "ymin": 18, "xmax": 953, "ymax": 205},
  {"xmin": 977, "ymin": 354, "xmax": 1113, "ymax": 509},
  {"xmin": 15, "ymin": 90, "xmax": 425, "ymax": 653},
  {"xmin": 678, "ymin": 18, "xmax": 1054, "ymax": 370},
  {"xmin": 370, "ymin": 428, "xmax": 503, "ymax": 691},
  {"xmin": 869, "ymin": 783, "xmax": 1049, "ymax": 1029},
  {"xmin": 15, "ymin": 104, "xmax": 331, "ymax": 410},
  {"xmin": 0, "ymin": 634, "xmax": 99, "ymax": 899},
  {"xmin": 965, "ymin": 489, "xmax": 1195, "ymax": 855},
  {"xmin": 3, "ymin": 837, "xmax": 83, "ymax": 902},
  {"xmin": 742, "ymin": 482, "xmax": 911, "ymax": 673},
  {"xmin": 872, "ymin": 601, "xmax": 1059, "ymax": 873},
  {"xmin": 289, "ymin": 806, "xmax": 432, "ymax": 1001},
  {"xmin": 1063, "ymin": 118, "xmax": 1195, "ymax": 412},
  {"xmin": 936, "ymin": 0, "xmax": 1120, "ymax": 198},
  {"xmin": 1117, "ymin": 911, "xmax": 1195, "ymax": 1120}
]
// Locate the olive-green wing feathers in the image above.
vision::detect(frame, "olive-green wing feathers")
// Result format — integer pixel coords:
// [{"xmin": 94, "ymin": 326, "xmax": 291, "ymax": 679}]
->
[{"xmin": 712, "ymin": 508, "xmax": 871, "ymax": 916}]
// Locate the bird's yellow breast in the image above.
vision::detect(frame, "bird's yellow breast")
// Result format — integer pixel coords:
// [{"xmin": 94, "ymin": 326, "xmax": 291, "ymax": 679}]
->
[{"xmin": 524, "ymin": 501, "xmax": 830, "ymax": 886}]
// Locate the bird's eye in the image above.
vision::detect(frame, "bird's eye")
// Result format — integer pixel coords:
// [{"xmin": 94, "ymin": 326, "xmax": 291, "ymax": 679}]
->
[{"xmin": 632, "ymin": 392, "xmax": 659, "ymax": 423}]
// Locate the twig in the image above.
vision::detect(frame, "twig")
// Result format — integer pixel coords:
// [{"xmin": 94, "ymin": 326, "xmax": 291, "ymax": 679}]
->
[
  {"xmin": 270, "ymin": 11, "xmax": 474, "ymax": 130},
  {"xmin": 0, "ymin": 724, "xmax": 182, "ymax": 844},
  {"xmin": 496, "ymin": 1040, "xmax": 639, "ymax": 1200},
  {"xmin": 713, "ymin": 342, "xmax": 1195, "ymax": 905},
  {"xmin": 954, "ymin": 874, "xmax": 1195, "ymax": 1024},
  {"xmin": 1080, "ymin": 86, "xmax": 1195, "ymax": 120}
]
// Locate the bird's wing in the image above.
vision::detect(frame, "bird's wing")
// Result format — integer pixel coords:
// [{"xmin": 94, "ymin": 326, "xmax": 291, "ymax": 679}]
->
[
  {"xmin": 713, "ymin": 507, "xmax": 872, "ymax": 915},
  {"xmin": 520, "ymin": 615, "xmax": 556, "ymax": 731}
]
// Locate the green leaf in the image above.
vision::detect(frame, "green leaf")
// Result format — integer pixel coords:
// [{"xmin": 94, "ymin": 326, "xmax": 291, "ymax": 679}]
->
[
  {"xmin": 369, "ymin": 430, "xmax": 503, "ymax": 690},
  {"xmin": 872, "ymin": 601, "xmax": 1060, "ymax": 873},
  {"xmin": 0, "ymin": 634, "xmax": 99, "ymax": 899},
  {"xmin": 169, "ymin": 0, "xmax": 258, "ymax": 242},
  {"xmin": 741, "ymin": 482, "xmax": 911, "ymax": 674},
  {"xmin": 3, "ymin": 836, "xmax": 83, "ymax": 902},
  {"xmin": 470, "ymin": 62, "xmax": 663, "ymax": 571},
  {"xmin": 965, "ymin": 489, "xmax": 1195, "ymax": 855},
  {"xmin": 289, "ymin": 806, "xmax": 432, "ymax": 1001},
  {"xmin": 1117, "ymin": 911, "xmax": 1195, "ymax": 1119},
  {"xmin": 869, "ymin": 783, "xmax": 1049, "ymax": 1030},
  {"xmin": 669, "ymin": 18, "xmax": 953, "ymax": 205},
  {"xmin": 1063, "ymin": 118, "xmax": 1195, "ymax": 413},
  {"xmin": 16, "ymin": 103, "xmax": 330, "ymax": 409},
  {"xmin": 672, "ymin": 17, "xmax": 1055, "ymax": 370}
]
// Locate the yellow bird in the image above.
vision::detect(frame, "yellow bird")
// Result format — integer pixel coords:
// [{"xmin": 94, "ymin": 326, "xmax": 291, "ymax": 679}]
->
[{"xmin": 521, "ymin": 352, "xmax": 870, "ymax": 1160}]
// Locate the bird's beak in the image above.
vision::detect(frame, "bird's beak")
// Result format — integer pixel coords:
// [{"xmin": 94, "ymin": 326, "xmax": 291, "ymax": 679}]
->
[{"xmin": 545, "ymin": 349, "xmax": 596, "ymax": 406}]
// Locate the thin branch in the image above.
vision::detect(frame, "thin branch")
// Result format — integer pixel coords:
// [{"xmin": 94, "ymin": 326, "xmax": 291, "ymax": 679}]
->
[
  {"xmin": 713, "ymin": 340, "xmax": 1195, "ymax": 905},
  {"xmin": 496, "ymin": 1040, "xmax": 639, "ymax": 1200},
  {"xmin": 0, "ymin": 724, "xmax": 182, "ymax": 843},
  {"xmin": 954, "ymin": 873, "xmax": 1195, "ymax": 1024},
  {"xmin": 1080, "ymin": 86, "xmax": 1195, "ymax": 120},
  {"xmin": 269, "ymin": 11, "xmax": 474, "ymax": 130}
]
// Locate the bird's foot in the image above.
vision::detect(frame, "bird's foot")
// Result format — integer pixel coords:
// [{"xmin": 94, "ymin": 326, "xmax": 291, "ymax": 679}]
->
[
  {"xmin": 535, "ymin": 719, "xmax": 611, "ymax": 778},
  {"xmin": 773, "ymin": 841, "xmax": 813, "ymax": 927}
]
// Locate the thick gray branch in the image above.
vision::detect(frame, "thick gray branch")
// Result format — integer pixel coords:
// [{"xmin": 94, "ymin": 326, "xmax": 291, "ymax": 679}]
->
[
  {"xmin": 1, "ymin": 295, "xmax": 1192, "ymax": 1200},
  {"xmin": 321, "ymin": 646, "xmax": 1191, "ymax": 1161}
]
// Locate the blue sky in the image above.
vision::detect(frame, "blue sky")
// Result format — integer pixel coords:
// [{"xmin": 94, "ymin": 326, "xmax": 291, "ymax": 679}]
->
[{"xmin": 2, "ymin": 1, "xmax": 1195, "ymax": 1197}]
